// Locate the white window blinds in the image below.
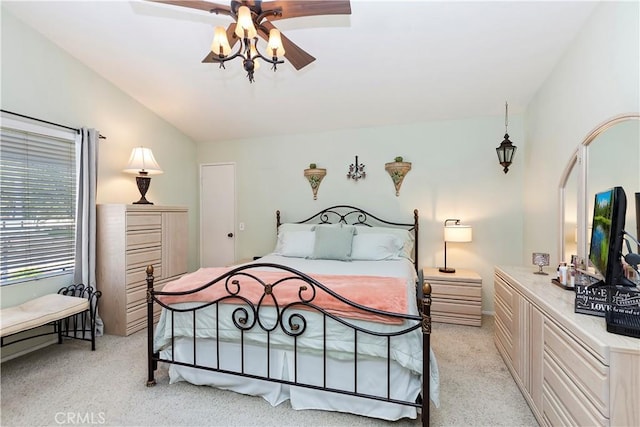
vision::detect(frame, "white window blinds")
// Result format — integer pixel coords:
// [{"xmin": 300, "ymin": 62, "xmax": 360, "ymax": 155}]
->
[{"xmin": 0, "ymin": 125, "xmax": 77, "ymax": 285}]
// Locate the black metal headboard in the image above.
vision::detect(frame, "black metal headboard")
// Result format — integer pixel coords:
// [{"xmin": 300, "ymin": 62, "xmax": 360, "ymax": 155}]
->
[{"xmin": 276, "ymin": 205, "xmax": 419, "ymax": 272}]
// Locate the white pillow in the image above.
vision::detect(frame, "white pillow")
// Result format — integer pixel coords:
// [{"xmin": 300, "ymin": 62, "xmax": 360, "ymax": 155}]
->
[
  {"xmin": 277, "ymin": 223, "xmax": 315, "ymax": 234},
  {"xmin": 350, "ymin": 233, "xmax": 404, "ymax": 260},
  {"xmin": 354, "ymin": 226, "xmax": 415, "ymax": 260},
  {"xmin": 275, "ymin": 231, "xmax": 315, "ymax": 258}
]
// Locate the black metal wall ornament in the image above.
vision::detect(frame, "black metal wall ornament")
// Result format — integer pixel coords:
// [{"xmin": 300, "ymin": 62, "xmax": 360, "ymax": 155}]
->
[{"xmin": 347, "ymin": 156, "xmax": 366, "ymax": 181}]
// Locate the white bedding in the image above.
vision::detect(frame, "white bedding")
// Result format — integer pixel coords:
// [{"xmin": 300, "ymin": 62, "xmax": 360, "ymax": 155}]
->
[{"xmin": 153, "ymin": 254, "xmax": 440, "ymax": 420}]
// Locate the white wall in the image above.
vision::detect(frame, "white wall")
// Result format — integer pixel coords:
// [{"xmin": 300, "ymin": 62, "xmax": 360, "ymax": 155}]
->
[
  {"xmin": 0, "ymin": 9, "xmax": 200, "ymax": 307},
  {"xmin": 198, "ymin": 115, "xmax": 526, "ymax": 313},
  {"xmin": 524, "ymin": 1, "xmax": 640, "ymax": 266},
  {"xmin": 3, "ymin": 1, "xmax": 636, "ymax": 317}
]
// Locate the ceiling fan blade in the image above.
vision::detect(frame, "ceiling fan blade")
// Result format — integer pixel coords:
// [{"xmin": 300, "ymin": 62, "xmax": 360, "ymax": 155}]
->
[
  {"xmin": 259, "ymin": 21, "xmax": 315, "ymax": 70},
  {"xmin": 260, "ymin": 1, "xmax": 351, "ymax": 20},
  {"xmin": 202, "ymin": 23, "xmax": 239, "ymax": 63},
  {"xmin": 147, "ymin": 0, "xmax": 231, "ymax": 14}
]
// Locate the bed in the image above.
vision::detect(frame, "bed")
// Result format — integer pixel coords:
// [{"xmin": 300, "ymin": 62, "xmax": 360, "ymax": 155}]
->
[{"xmin": 146, "ymin": 205, "xmax": 437, "ymax": 425}]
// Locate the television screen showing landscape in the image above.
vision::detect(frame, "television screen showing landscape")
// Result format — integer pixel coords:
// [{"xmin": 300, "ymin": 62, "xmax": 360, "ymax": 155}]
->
[{"xmin": 589, "ymin": 189, "xmax": 614, "ymax": 277}]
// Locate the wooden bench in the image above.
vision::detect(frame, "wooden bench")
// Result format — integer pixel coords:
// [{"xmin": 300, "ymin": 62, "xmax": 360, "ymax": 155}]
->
[{"xmin": 0, "ymin": 284, "xmax": 101, "ymax": 351}]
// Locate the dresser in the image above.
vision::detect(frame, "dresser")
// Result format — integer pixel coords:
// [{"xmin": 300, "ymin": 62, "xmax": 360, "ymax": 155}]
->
[
  {"xmin": 494, "ymin": 266, "xmax": 640, "ymax": 426},
  {"xmin": 423, "ymin": 267, "xmax": 482, "ymax": 326},
  {"xmin": 97, "ymin": 204, "xmax": 188, "ymax": 336}
]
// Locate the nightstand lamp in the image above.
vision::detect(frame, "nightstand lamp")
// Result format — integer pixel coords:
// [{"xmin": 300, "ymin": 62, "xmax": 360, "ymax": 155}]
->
[
  {"xmin": 123, "ymin": 147, "xmax": 163, "ymax": 205},
  {"xmin": 439, "ymin": 219, "xmax": 472, "ymax": 273}
]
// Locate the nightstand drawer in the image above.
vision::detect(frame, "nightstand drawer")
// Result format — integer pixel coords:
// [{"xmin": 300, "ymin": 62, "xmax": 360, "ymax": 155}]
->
[
  {"xmin": 432, "ymin": 299, "xmax": 482, "ymax": 315},
  {"xmin": 422, "ymin": 267, "xmax": 483, "ymax": 326},
  {"xmin": 430, "ymin": 282, "xmax": 481, "ymax": 301}
]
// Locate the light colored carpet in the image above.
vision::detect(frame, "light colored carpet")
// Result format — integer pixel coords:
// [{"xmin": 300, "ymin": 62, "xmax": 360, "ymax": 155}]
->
[{"xmin": 0, "ymin": 315, "xmax": 537, "ymax": 426}]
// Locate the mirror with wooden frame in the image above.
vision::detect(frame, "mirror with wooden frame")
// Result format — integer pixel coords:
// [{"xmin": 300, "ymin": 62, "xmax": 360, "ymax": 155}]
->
[{"xmin": 558, "ymin": 113, "xmax": 640, "ymax": 266}]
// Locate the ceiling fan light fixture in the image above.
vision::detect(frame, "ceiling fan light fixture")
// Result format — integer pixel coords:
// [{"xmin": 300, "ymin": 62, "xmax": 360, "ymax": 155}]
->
[
  {"xmin": 235, "ymin": 6, "xmax": 257, "ymax": 39},
  {"xmin": 267, "ymin": 29, "xmax": 285, "ymax": 57},
  {"xmin": 153, "ymin": 0, "xmax": 352, "ymax": 83},
  {"xmin": 211, "ymin": 26, "xmax": 231, "ymax": 57}
]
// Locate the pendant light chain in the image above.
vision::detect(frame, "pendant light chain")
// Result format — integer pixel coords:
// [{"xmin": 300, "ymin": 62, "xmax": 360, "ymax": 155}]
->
[{"xmin": 505, "ymin": 101, "xmax": 509, "ymax": 134}]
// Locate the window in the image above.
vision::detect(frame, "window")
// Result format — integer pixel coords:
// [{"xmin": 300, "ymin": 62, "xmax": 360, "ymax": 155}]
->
[{"xmin": 0, "ymin": 119, "xmax": 77, "ymax": 285}]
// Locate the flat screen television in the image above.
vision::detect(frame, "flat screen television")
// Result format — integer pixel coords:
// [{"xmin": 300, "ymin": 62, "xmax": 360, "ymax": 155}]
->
[{"xmin": 588, "ymin": 186, "xmax": 627, "ymax": 286}]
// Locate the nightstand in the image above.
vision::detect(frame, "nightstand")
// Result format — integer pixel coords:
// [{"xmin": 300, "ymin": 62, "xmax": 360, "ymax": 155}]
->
[{"xmin": 422, "ymin": 267, "xmax": 482, "ymax": 326}]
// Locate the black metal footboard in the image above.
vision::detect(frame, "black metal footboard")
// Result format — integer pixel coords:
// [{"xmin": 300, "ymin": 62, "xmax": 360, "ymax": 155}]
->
[{"xmin": 146, "ymin": 263, "xmax": 432, "ymax": 426}]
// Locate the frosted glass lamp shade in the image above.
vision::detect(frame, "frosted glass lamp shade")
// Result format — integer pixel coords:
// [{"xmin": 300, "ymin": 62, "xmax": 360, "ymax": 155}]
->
[
  {"xmin": 267, "ymin": 29, "xmax": 285, "ymax": 57},
  {"xmin": 211, "ymin": 26, "xmax": 232, "ymax": 57},
  {"xmin": 123, "ymin": 147, "xmax": 163, "ymax": 175},
  {"xmin": 234, "ymin": 6, "xmax": 257, "ymax": 39}
]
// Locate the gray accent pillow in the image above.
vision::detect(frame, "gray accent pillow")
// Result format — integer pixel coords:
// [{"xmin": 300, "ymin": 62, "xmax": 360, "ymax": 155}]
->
[{"xmin": 310, "ymin": 224, "xmax": 356, "ymax": 261}]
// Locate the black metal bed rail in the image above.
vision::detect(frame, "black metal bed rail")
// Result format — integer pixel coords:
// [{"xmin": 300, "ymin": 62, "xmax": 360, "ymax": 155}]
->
[{"xmin": 146, "ymin": 263, "xmax": 432, "ymax": 426}]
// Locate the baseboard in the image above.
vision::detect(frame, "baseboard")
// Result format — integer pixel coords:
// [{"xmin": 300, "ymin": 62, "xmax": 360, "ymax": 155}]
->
[{"xmin": 1, "ymin": 338, "xmax": 57, "ymax": 363}]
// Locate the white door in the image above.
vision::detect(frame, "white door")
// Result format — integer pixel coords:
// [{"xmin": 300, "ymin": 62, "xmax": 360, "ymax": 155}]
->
[{"xmin": 200, "ymin": 163, "xmax": 236, "ymax": 267}]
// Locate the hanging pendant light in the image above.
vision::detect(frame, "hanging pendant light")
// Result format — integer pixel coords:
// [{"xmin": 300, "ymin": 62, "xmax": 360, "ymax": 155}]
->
[{"xmin": 496, "ymin": 101, "xmax": 517, "ymax": 174}]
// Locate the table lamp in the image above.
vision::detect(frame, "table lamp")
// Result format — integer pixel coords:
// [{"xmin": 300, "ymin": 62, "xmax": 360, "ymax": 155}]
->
[
  {"xmin": 123, "ymin": 147, "xmax": 163, "ymax": 205},
  {"xmin": 439, "ymin": 219, "xmax": 472, "ymax": 273}
]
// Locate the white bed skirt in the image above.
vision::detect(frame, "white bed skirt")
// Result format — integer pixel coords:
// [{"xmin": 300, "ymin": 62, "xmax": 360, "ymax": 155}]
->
[{"xmin": 161, "ymin": 337, "xmax": 433, "ymax": 421}]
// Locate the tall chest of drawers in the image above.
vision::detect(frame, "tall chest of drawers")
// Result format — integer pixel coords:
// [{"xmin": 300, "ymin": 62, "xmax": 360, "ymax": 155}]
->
[{"xmin": 97, "ymin": 204, "xmax": 188, "ymax": 336}]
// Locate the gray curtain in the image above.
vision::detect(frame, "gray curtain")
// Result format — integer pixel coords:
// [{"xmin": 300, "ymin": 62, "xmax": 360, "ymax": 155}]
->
[{"xmin": 74, "ymin": 128, "xmax": 103, "ymax": 335}]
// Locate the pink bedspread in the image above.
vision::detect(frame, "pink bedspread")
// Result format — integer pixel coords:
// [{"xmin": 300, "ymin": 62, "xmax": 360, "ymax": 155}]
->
[{"xmin": 158, "ymin": 267, "xmax": 408, "ymax": 325}]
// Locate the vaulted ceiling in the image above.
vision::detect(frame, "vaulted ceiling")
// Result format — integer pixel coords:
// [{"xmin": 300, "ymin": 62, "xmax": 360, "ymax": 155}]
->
[{"xmin": 3, "ymin": 1, "xmax": 599, "ymax": 143}]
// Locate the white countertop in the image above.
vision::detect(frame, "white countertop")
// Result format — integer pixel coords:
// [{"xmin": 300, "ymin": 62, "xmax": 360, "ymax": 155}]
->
[{"xmin": 495, "ymin": 266, "xmax": 640, "ymax": 360}]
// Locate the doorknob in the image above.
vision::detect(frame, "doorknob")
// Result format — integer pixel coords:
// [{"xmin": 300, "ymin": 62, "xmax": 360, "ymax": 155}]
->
[{"xmin": 227, "ymin": 232, "xmax": 234, "ymax": 238}]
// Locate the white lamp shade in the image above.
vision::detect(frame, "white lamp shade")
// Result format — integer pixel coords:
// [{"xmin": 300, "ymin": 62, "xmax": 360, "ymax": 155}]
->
[
  {"xmin": 444, "ymin": 224, "xmax": 472, "ymax": 242},
  {"xmin": 234, "ymin": 6, "xmax": 257, "ymax": 39},
  {"xmin": 123, "ymin": 147, "xmax": 163, "ymax": 175}
]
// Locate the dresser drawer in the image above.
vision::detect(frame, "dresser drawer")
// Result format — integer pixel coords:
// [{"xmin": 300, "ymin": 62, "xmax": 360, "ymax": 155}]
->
[
  {"xmin": 495, "ymin": 276, "xmax": 515, "ymax": 310},
  {"xmin": 494, "ymin": 298, "xmax": 514, "ymax": 363},
  {"xmin": 126, "ymin": 309, "xmax": 161, "ymax": 335},
  {"xmin": 544, "ymin": 320, "xmax": 609, "ymax": 418},
  {"xmin": 126, "ymin": 305, "xmax": 162, "ymax": 335},
  {"xmin": 127, "ymin": 281, "xmax": 165, "ymax": 309},
  {"xmin": 126, "ymin": 248, "xmax": 161, "ymax": 270},
  {"xmin": 543, "ymin": 352, "xmax": 607, "ymax": 426},
  {"xmin": 126, "ymin": 265, "xmax": 163, "ymax": 287},
  {"xmin": 127, "ymin": 213, "xmax": 162, "ymax": 231},
  {"xmin": 126, "ymin": 230, "xmax": 161, "ymax": 250}
]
